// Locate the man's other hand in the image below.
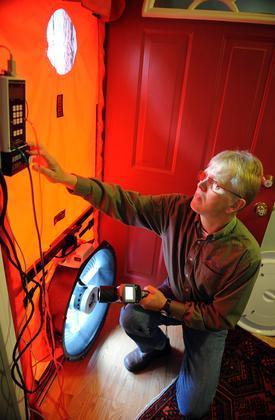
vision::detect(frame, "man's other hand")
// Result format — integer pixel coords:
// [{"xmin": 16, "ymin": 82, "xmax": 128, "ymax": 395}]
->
[{"xmin": 140, "ymin": 285, "xmax": 167, "ymax": 312}]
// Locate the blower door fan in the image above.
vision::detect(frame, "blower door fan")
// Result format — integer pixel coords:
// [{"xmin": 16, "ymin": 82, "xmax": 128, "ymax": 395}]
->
[{"xmin": 48, "ymin": 241, "xmax": 116, "ymax": 360}]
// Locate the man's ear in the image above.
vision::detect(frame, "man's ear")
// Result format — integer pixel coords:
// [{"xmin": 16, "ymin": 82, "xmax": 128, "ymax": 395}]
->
[{"xmin": 226, "ymin": 198, "xmax": 246, "ymax": 214}]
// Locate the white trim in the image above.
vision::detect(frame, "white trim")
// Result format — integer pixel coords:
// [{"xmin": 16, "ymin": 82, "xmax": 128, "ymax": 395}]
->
[{"xmin": 142, "ymin": 1, "xmax": 275, "ymax": 25}]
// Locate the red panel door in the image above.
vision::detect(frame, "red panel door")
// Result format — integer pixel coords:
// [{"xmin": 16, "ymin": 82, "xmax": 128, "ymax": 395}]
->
[{"xmin": 101, "ymin": 1, "xmax": 275, "ymax": 286}]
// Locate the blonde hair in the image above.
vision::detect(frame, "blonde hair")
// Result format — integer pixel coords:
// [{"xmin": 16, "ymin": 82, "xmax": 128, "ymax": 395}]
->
[{"xmin": 207, "ymin": 150, "xmax": 263, "ymax": 205}]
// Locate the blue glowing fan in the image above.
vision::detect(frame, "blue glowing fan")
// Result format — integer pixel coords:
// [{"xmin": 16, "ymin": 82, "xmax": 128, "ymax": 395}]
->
[{"xmin": 48, "ymin": 241, "xmax": 116, "ymax": 359}]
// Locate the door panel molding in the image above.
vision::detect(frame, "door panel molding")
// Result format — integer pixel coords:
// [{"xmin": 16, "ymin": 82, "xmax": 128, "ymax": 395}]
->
[
  {"xmin": 253, "ymin": 50, "xmax": 275, "ymax": 172},
  {"xmin": 125, "ymin": 227, "xmax": 166, "ymax": 283},
  {"xmin": 207, "ymin": 37, "xmax": 274, "ymax": 162},
  {"xmin": 132, "ymin": 29, "xmax": 193, "ymax": 174}
]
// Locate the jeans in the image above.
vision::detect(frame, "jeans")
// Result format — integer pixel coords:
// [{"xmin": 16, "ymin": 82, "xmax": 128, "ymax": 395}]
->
[{"xmin": 119, "ymin": 304, "xmax": 227, "ymax": 419}]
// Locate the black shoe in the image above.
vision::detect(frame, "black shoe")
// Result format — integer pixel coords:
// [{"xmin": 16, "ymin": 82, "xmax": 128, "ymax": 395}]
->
[{"xmin": 124, "ymin": 338, "xmax": 171, "ymax": 373}]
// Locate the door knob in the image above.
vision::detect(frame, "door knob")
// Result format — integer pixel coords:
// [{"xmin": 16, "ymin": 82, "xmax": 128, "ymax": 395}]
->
[
  {"xmin": 262, "ymin": 175, "xmax": 273, "ymax": 188},
  {"xmin": 254, "ymin": 202, "xmax": 268, "ymax": 217}
]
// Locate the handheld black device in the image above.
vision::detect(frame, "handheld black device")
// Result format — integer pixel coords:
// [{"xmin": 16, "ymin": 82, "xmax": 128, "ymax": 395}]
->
[{"xmin": 95, "ymin": 284, "xmax": 148, "ymax": 304}]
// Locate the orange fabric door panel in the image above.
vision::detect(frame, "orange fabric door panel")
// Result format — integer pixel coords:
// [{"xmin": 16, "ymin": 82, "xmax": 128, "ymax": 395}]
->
[
  {"xmin": 0, "ymin": 0, "xmax": 99, "ymax": 400},
  {"xmin": 0, "ymin": 0, "xmax": 98, "ymax": 267}
]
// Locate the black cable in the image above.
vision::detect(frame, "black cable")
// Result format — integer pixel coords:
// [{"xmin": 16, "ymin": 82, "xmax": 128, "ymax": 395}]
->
[
  {"xmin": 0, "ymin": 236, "xmax": 25, "ymax": 274},
  {"xmin": 0, "ymin": 169, "xmax": 48, "ymax": 395},
  {"xmin": 0, "ymin": 49, "xmax": 47, "ymax": 420},
  {"xmin": 0, "ymin": 170, "xmax": 28, "ymax": 287},
  {"xmin": 23, "ymin": 152, "xmax": 46, "ymax": 277},
  {"xmin": 0, "ymin": 234, "xmax": 46, "ymax": 394},
  {"xmin": 0, "ymin": 175, "xmax": 31, "ymax": 420},
  {"xmin": 0, "ymin": 45, "xmax": 12, "ymax": 56},
  {"xmin": 0, "ymin": 44, "xmax": 12, "ymax": 75},
  {"xmin": 0, "ymin": 152, "xmax": 72, "ymax": 416},
  {"xmin": 2, "ymin": 158, "xmax": 62, "ymax": 394},
  {"xmin": 25, "ymin": 163, "xmax": 57, "ymax": 359},
  {"xmin": 0, "ymin": 189, "xmax": 45, "ymax": 390},
  {"xmin": 54, "ymin": 242, "xmax": 78, "ymax": 258},
  {"xmin": 10, "ymin": 281, "xmax": 46, "ymax": 394}
]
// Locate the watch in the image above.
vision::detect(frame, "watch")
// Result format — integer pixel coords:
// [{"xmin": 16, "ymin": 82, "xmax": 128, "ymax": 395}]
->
[{"xmin": 160, "ymin": 298, "xmax": 172, "ymax": 316}]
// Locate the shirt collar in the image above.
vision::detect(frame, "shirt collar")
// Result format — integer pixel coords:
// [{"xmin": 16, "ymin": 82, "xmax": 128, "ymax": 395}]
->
[
  {"xmin": 212, "ymin": 216, "xmax": 237, "ymax": 239},
  {"xmin": 194, "ymin": 214, "xmax": 237, "ymax": 240}
]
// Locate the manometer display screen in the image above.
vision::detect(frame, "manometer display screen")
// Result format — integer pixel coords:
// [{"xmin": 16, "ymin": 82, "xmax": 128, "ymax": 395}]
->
[
  {"xmin": 124, "ymin": 286, "xmax": 135, "ymax": 301},
  {"xmin": 9, "ymin": 80, "xmax": 25, "ymax": 101}
]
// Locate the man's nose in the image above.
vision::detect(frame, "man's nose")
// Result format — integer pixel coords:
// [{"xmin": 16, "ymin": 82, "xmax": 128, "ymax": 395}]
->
[{"xmin": 198, "ymin": 179, "xmax": 207, "ymax": 192}]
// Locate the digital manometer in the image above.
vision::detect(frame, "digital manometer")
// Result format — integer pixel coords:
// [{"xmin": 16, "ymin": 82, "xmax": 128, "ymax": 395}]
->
[{"xmin": 0, "ymin": 76, "xmax": 29, "ymax": 175}]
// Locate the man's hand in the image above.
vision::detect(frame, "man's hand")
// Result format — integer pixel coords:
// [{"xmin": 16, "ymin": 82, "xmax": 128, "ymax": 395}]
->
[
  {"xmin": 28, "ymin": 143, "xmax": 77, "ymax": 189},
  {"xmin": 139, "ymin": 285, "xmax": 167, "ymax": 312}
]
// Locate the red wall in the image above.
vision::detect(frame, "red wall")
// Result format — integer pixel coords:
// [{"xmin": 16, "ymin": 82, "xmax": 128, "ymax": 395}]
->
[{"xmin": 102, "ymin": 0, "xmax": 275, "ymax": 285}]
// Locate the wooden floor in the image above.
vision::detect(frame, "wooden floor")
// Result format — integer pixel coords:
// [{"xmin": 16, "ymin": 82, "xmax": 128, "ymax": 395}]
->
[{"xmin": 38, "ymin": 304, "xmax": 275, "ymax": 420}]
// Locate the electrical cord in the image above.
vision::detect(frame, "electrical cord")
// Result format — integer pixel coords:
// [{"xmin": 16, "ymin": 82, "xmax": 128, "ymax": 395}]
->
[
  {"xmin": 8, "ymin": 223, "xmax": 27, "ymax": 271},
  {"xmin": 0, "ymin": 45, "xmax": 12, "ymax": 56},
  {"xmin": 25, "ymin": 161, "xmax": 62, "ymax": 374},
  {"xmin": 23, "ymin": 153, "xmax": 74, "ymax": 419},
  {"xmin": 0, "ymin": 45, "xmax": 12, "ymax": 75},
  {"xmin": 0, "ymin": 127, "xmax": 74, "ymax": 419},
  {"xmin": 2, "ymin": 156, "xmax": 65, "ymax": 383},
  {"xmin": 0, "ymin": 173, "xmax": 32, "ymax": 420},
  {"xmin": 0, "ymin": 166, "xmax": 27, "ymax": 285},
  {"xmin": 0, "ymin": 171, "xmax": 44, "ymax": 380},
  {"xmin": 53, "ymin": 241, "xmax": 78, "ymax": 258},
  {"xmin": 0, "ymin": 163, "xmax": 60, "ymax": 416},
  {"xmin": 0, "ymin": 45, "xmax": 54, "ymax": 418},
  {"xmin": 25, "ymin": 115, "xmax": 44, "ymax": 238},
  {"xmin": 1, "ymin": 180, "xmax": 52, "ymax": 393}
]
